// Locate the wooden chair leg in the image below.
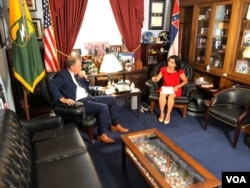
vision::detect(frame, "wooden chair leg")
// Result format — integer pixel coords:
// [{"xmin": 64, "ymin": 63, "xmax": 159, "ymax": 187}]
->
[
  {"xmin": 232, "ymin": 124, "xmax": 242, "ymax": 148},
  {"xmin": 203, "ymin": 112, "xmax": 210, "ymax": 130},
  {"xmin": 150, "ymin": 101, "xmax": 156, "ymax": 113},
  {"xmin": 182, "ymin": 105, "xmax": 187, "ymax": 118},
  {"xmin": 87, "ymin": 127, "xmax": 95, "ymax": 144}
]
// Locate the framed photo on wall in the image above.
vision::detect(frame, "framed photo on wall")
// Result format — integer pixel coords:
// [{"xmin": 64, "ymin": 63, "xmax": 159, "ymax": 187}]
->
[
  {"xmin": 241, "ymin": 29, "xmax": 250, "ymax": 47},
  {"xmin": 32, "ymin": 19, "xmax": 42, "ymax": 40},
  {"xmin": 26, "ymin": 0, "xmax": 37, "ymax": 11},
  {"xmin": 148, "ymin": 0, "xmax": 166, "ymax": 30}
]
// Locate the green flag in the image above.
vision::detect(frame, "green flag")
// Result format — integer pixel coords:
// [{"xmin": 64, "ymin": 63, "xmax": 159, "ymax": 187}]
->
[{"xmin": 9, "ymin": 0, "xmax": 45, "ymax": 93}]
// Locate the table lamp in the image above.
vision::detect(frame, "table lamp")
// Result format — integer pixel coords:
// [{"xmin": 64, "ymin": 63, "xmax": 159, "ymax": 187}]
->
[
  {"xmin": 99, "ymin": 54, "xmax": 122, "ymax": 87},
  {"xmin": 243, "ymin": 46, "xmax": 250, "ymax": 58}
]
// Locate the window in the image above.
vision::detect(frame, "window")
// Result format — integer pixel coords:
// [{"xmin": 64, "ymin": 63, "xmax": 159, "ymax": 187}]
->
[{"xmin": 73, "ymin": 0, "xmax": 122, "ymax": 55}]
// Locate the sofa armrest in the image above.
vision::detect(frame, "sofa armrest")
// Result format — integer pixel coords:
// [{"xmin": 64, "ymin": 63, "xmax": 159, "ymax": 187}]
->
[{"xmin": 20, "ymin": 116, "xmax": 63, "ymax": 133}]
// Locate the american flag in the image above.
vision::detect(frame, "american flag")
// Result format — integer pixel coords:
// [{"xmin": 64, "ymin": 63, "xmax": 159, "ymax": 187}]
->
[
  {"xmin": 168, "ymin": 0, "xmax": 179, "ymax": 57},
  {"xmin": 42, "ymin": 0, "xmax": 60, "ymax": 72}
]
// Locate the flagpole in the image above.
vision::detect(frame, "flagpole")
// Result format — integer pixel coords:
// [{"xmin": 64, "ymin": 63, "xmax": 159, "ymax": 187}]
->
[{"xmin": 22, "ymin": 86, "xmax": 30, "ymax": 120}]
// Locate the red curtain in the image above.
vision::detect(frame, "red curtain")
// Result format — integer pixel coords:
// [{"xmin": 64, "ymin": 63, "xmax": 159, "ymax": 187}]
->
[
  {"xmin": 49, "ymin": 0, "xmax": 88, "ymax": 69},
  {"xmin": 109, "ymin": 0, "xmax": 144, "ymax": 60}
]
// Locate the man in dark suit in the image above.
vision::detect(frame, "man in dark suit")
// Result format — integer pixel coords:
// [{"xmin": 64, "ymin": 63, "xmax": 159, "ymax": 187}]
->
[{"xmin": 49, "ymin": 57, "xmax": 129, "ymax": 144}]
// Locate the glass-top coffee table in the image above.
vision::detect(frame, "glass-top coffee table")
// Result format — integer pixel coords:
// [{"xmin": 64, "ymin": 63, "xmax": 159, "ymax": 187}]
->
[{"xmin": 121, "ymin": 128, "xmax": 221, "ymax": 188}]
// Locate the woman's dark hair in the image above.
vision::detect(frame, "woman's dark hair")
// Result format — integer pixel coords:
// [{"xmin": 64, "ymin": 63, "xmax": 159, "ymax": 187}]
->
[{"xmin": 167, "ymin": 55, "xmax": 181, "ymax": 71}]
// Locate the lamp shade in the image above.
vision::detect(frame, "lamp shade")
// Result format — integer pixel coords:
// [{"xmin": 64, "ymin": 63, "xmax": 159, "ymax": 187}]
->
[
  {"xmin": 99, "ymin": 54, "xmax": 123, "ymax": 73},
  {"xmin": 243, "ymin": 46, "xmax": 250, "ymax": 58}
]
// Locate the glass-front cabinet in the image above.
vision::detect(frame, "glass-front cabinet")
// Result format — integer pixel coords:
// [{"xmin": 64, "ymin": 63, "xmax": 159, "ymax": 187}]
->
[
  {"xmin": 188, "ymin": 0, "xmax": 250, "ymax": 88},
  {"xmin": 190, "ymin": 1, "xmax": 232, "ymax": 74},
  {"xmin": 209, "ymin": 4, "xmax": 231, "ymax": 70},
  {"xmin": 229, "ymin": 1, "xmax": 250, "ymax": 83}
]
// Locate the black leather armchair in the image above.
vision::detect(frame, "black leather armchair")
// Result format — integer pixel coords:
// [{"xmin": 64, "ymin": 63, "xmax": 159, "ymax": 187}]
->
[
  {"xmin": 39, "ymin": 72, "xmax": 97, "ymax": 143},
  {"xmin": 204, "ymin": 85, "xmax": 250, "ymax": 148},
  {"xmin": 145, "ymin": 60, "xmax": 197, "ymax": 117}
]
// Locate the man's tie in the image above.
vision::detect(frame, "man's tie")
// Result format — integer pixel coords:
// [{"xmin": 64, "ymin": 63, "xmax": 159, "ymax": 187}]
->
[{"xmin": 74, "ymin": 75, "xmax": 82, "ymax": 87}]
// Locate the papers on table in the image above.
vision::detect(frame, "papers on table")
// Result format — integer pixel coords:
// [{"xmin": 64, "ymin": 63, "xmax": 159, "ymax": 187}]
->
[{"xmin": 161, "ymin": 86, "xmax": 174, "ymax": 94}]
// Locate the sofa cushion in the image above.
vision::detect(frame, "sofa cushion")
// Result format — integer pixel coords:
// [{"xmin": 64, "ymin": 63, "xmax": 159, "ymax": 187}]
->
[
  {"xmin": 0, "ymin": 110, "xmax": 33, "ymax": 188},
  {"xmin": 33, "ymin": 124, "xmax": 87, "ymax": 164},
  {"xmin": 34, "ymin": 152, "xmax": 102, "ymax": 188}
]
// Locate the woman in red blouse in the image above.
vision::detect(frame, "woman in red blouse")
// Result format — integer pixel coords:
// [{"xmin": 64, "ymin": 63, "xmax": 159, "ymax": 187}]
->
[{"xmin": 152, "ymin": 55, "xmax": 188, "ymax": 124}]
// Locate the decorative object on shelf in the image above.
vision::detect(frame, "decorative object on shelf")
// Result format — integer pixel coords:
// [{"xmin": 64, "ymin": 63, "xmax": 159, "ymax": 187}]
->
[
  {"xmin": 246, "ymin": 4, "xmax": 250, "ymax": 20},
  {"xmin": 99, "ymin": 54, "xmax": 123, "ymax": 87},
  {"xmin": 243, "ymin": 46, "xmax": 250, "ymax": 58},
  {"xmin": 158, "ymin": 31, "xmax": 169, "ymax": 43},
  {"xmin": 215, "ymin": 5, "xmax": 225, "ymax": 20},
  {"xmin": 241, "ymin": 29, "xmax": 250, "ymax": 47},
  {"xmin": 135, "ymin": 59, "xmax": 143, "ymax": 70},
  {"xmin": 142, "ymin": 31, "xmax": 154, "ymax": 43},
  {"xmin": 206, "ymin": 64, "xmax": 211, "ymax": 71}
]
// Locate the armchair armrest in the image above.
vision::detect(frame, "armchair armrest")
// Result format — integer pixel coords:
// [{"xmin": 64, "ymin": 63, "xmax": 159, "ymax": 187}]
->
[
  {"xmin": 182, "ymin": 81, "xmax": 197, "ymax": 97},
  {"xmin": 145, "ymin": 80, "xmax": 158, "ymax": 94},
  {"xmin": 53, "ymin": 101, "xmax": 87, "ymax": 118},
  {"xmin": 20, "ymin": 116, "xmax": 63, "ymax": 133}
]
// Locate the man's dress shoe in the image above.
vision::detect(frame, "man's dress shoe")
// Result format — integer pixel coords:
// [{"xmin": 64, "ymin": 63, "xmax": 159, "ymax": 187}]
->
[
  {"xmin": 111, "ymin": 124, "xmax": 129, "ymax": 133},
  {"xmin": 97, "ymin": 133, "xmax": 115, "ymax": 144}
]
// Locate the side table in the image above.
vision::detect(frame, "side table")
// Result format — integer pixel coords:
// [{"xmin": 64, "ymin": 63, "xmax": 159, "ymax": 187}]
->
[{"xmin": 111, "ymin": 90, "xmax": 142, "ymax": 117}]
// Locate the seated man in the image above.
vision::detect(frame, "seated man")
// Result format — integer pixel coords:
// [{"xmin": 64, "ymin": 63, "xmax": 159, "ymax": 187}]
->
[{"xmin": 49, "ymin": 57, "xmax": 129, "ymax": 144}]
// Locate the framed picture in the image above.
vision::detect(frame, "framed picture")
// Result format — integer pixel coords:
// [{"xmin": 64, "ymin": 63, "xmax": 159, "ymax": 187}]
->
[
  {"xmin": 70, "ymin": 49, "xmax": 82, "ymax": 58},
  {"xmin": 84, "ymin": 42, "xmax": 109, "ymax": 57},
  {"xmin": 235, "ymin": 59, "xmax": 249, "ymax": 74},
  {"xmin": 26, "ymin": 0, "xmax": 37, "ymax": 11},
  {"xmin": 118, "ymin": 52, "xmax": 135, "ymax": 64},
  {"xmin": 32, "ymin": 19, "xmax": 42, "ymax": 40},
  {"xmin": 241, "ymin": 29, "xmax": 250, "ymax": 47},
  {"xmin": 148, "ymin": 0, "xmax": 166, "ymax": 30}
]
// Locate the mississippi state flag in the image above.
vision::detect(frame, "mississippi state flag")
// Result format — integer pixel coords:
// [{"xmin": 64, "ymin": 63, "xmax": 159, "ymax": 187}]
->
[{"xmin": 168, "ymin": 0, "xmax": 179, "ymax": 57}]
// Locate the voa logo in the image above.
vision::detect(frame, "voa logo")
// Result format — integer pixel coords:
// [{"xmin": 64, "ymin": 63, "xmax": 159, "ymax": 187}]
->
[
  {"xmin": 222, "ymin": 172, "xmax": 250, "ymax": 187},
  {"xmin": 226, "ymin": 176, "xmax": 246, "ymax": 184}
]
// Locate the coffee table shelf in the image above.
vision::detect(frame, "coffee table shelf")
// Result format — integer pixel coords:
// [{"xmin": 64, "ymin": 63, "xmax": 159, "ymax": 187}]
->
[{"xmin": 121, "ymin": 128, "xmax": 221, "ymax": 188}]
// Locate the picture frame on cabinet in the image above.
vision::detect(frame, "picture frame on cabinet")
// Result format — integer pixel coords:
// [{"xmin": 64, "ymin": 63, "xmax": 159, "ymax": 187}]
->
[
  {"xmin": 241, "ymin": 29, "xmax": 250, "ymax": 47},
  {"xmin": 26, "ymin": 0, "xmax": 37, "ymax": 11},
  {"xmin": 235, "ymin": 60, "xmax": 249, "ymax": 74},
  {"xmin": 118, "ymin": 52, "xmax": 135, "ymax": 64},
  {"xmin": 32, "ymin": 19, "xmax": 42, "ymax": 40}
]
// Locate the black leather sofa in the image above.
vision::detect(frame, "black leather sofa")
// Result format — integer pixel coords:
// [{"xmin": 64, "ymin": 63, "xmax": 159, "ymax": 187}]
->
[{"xmin": 0, "ymin": 109, "xmax": 102, "ymax": 188}]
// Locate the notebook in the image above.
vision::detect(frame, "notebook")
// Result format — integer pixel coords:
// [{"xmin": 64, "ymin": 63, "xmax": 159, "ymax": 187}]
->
[{"xmin": 162, "ymin": 86, "xmax": 174, "ymax": 94}]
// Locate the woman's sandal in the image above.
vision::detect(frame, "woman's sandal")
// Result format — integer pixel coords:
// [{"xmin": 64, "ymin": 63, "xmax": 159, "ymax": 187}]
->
[
  {"xmin": 158, "ymin": 115, "xmax": 164, "ymax": 123},
  {"xmin": 158, "ymin": 118, "xmax": 164, "ymax": 123},
  {"xmin": 164, "ymin": 117, "xmax": 170, "ymax": 125},
  {"xmin": 164, "ymin": 120, "xmax": 170, "ymax": 125}
]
